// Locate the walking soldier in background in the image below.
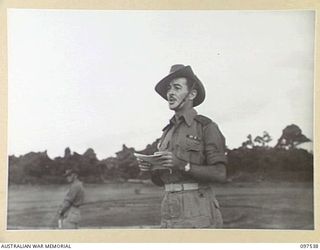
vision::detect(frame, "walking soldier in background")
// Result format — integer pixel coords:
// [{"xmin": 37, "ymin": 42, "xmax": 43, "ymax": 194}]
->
[
  {"xmin": 57, "ymin": 168, "xmax": 85, "ymax": 229},
  {"xmin": 139, "ymin": 64, "xmax": 227, "ymax": 228}
]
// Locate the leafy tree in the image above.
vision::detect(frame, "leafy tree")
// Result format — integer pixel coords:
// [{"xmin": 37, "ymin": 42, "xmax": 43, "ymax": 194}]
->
[
  {"xmin": 242, "ymin": 132, "xmax": 272, "ymax": 148},
  {"xmin": 241, "ymin": 134, "xmax": 254, "ymax": 149},
  {"xmin": 254, "ymin": 131, "xmax": 272, "ymax": 147},
  {"xmin": 275, "ymin": 124, "xmax": 311, "ymax": 149},
  {"xmin": 64, "ymin": 147, "xmax": 71, "ymax": 159},
  {"xmin": 116, "ymin": 144, "xmax": 139, "ymax": 180}
]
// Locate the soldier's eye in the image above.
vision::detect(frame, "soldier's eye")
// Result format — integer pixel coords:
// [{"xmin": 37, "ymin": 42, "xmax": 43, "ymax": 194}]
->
[{"xmin": 174, "ymin": 84, "xmax": 181, "ymax": 90}]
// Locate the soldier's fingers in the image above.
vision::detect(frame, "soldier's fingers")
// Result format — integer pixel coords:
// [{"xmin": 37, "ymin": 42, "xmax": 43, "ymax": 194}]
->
[
  {"xmin": 162, "ymin": 162, "xmax": 173, "ymax": 167},
  {"xmin": 140, "ymin": 169, "xmax": 150, "ymax": 172},
  {"xmin": 139, "ymin": 165, "xmax": 151, "ymax": 170},
  {"xmin": 158, "ymin": 160, "xmax": 171, "ymax": 167},
  {"xmin": 159, "ymin": 155, "xmax": 172, "ymax": 160},
  {"xmin": 139, "ymin": 161, "xmax": 151, "ymax": 166},
  {"xmin": 160, "ymin": 159, "xmax": 172, "ymax": 165},
  {"xmin": 137, "ymin": 159, "xmax": 148, "ymax": 164},
  {"xmin": 139, "ymin": 163, "xmax": 151, "ymax": 167},
  {"xmin": 154, "ymin": 151, "xmax": 165, "ymax": 156},
  {"xmin": 139, "ymin": 164, "xmax": 149, "ymax": 168},
  {"xmin": 139, "ymin": 166, "xmax": 151, "ymax": 171}
]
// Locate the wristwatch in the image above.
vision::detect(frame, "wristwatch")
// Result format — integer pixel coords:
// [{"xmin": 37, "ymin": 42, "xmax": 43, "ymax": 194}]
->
[{"xmin": 184, "ymin": 162, "xmax": 191, "ymax": 172}]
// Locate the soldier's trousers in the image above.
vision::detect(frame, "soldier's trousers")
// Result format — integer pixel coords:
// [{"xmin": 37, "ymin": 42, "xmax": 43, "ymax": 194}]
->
[
  {"xmin": 160, "ymin": 185, "xmax": 223, "ymax": 228},
  {"xmin": 62, "ymin": 207, "xmax": 81, "ymax": 229}
]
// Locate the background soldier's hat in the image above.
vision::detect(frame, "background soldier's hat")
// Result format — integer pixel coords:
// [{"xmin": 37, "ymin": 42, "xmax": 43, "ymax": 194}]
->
[
  {"xmin": 63, "ymin": 168, "xmax": 79, "ymax": 177},
  {"xmin": 155, "ymin": 64, "xmax": 206, "ymax": 107}
]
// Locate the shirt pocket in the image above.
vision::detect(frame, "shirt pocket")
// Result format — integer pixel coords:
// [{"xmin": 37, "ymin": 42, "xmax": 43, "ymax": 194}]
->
[
  {"xmin": 175, "ymin": 137, "xmax": 203, "ymax": 164},
  {"xmin": 185, "ymin": 136, "xmax": 201, "ymax": 147}
]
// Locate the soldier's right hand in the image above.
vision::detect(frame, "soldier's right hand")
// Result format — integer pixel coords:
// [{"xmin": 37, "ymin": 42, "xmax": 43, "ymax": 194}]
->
[{"xmin": 137, "ymin": 159, "xmax": 152, "ymax": 172}]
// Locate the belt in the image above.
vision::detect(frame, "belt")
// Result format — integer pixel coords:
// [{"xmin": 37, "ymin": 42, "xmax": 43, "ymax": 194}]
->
[{"xmin": 165, "ymin": 183, "xmax": 199, "ymax": 192}]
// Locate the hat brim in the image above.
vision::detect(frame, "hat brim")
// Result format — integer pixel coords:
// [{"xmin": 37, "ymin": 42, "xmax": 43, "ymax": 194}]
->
[
  {"xmin": 63, "ymin": 172, "xmax": 72, "ymax": 177},
  {"xmin": 155, "ymin": 66, "xmax": 205, "ymax": 107},
  {"xmin": 63, "ymin": 170, "xmax": 77, "ymax": 177}
]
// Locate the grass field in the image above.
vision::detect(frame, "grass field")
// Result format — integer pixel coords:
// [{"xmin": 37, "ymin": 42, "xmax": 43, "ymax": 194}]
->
[{"xmin": 7, "ymin": 181, "xmax": 314, "ymax": 230}]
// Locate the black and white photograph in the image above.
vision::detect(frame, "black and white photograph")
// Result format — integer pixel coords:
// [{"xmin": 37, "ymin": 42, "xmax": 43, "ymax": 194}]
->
[{"xmin": 6, "ymin": 9, "xmax": 314, "ymax": 231}]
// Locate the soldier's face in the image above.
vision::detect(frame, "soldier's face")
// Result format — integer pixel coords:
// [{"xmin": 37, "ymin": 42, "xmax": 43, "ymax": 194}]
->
[
  {"xmin": 166, "ymin": 77, "xmax": 189, "ymax": 110},
  {"xmin": 66, "ymin": 174, "xmax": 75, "ymax": 183}
]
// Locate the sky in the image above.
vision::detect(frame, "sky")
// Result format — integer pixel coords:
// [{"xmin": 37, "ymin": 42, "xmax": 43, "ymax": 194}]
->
[{"xmin": 7, "ymin": 10, "xmax": 315, "ymax": 159}]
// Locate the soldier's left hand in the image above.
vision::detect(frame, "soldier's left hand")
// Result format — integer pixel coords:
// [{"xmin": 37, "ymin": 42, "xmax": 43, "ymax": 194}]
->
[
  {"xmin": 137, "ymin": 158, "xmax": 152, "ymax": 172},
  {"xmin": 57, "ymin": 210, "xmax": 63, "ymax": 218},
  {"xmin": 156, "ymin": 151, "xmax": 186, "ymax": 170}
]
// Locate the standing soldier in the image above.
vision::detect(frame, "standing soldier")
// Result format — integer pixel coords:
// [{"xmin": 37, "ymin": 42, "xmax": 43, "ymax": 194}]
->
[
  {"xmin": 57, "ymin": 168, "xmax": 85, "ymax": 229},
  {"xmin": 139, "ymin": 64, "xmax": 227, "ymax": 228}
]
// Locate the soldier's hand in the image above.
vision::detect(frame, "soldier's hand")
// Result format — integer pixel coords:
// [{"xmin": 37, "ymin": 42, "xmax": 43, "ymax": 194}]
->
[
  {"xmin": 57, "ymin": 210, "xmax": 63, "ymax": 218},
  {"xmin": 137, "ymin": 158, "xmax": 152, "ymax": 172},
  {"xmin": 155, "ymin": 151, "xmax": 186, "ymax": 170}
]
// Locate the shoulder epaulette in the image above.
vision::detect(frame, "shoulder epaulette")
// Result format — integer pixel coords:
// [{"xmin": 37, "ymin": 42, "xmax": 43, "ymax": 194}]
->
[
  {"xmin": 162, "ymin": 123, "xmax": 172, "ymax": 131},
  {"xmin": 194, "ymin": 114, "xmax": 212, "ymax": 126}
]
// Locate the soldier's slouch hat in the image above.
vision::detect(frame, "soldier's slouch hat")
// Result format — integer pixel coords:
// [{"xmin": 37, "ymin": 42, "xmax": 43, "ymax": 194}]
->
[
  {"xmin": 63, "ymin": 168, "xmax": 79, "ymax": 177},
  {"xmin": 155, "ymin": 64, "xmax": 206, "ymax": 107}
]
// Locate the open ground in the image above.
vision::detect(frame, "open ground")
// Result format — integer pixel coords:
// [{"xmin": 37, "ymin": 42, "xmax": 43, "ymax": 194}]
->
[{"xmin": 7, "ymin": 181, "xmax": 313, "ymax": 230}]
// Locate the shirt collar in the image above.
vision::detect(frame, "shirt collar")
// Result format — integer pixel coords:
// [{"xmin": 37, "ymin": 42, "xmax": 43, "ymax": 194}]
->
[{"xmin": 170, "ymin": 108, "xmax": 197, "ymax": 127}]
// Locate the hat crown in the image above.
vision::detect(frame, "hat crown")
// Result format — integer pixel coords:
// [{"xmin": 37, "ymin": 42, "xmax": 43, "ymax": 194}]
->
[{"xmin": 169, "ymin": 64, "xmax": 187, "ymax": 74}]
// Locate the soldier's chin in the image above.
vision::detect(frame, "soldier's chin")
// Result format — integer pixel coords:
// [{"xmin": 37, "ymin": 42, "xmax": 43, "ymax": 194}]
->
[{"xmin": 168, "ymin": 102, "xmax": 178, "ymax": 110}]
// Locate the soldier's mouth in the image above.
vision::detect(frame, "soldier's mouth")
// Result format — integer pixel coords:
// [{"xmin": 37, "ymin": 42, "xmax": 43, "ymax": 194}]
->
[{"xmin": 168, "ymin": 97, "xmax": 177, "ymax": 105}]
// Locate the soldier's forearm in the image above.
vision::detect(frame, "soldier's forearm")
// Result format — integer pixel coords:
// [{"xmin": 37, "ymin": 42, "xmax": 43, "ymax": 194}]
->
[
  {"xmin": 187, "ymin": 163, "xmax": 227, "ymax": 183},
  {"xmin": 59, "ymin": 200, "xmax": 71, "ymax": 215}
]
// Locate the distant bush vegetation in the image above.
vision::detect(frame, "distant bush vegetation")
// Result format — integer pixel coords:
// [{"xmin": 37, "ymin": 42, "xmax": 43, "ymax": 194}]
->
[
  {"xmin": 8, "ymin": 141, "xmax": 159, "ymax": 185},
  {"xmin": 8, "ymin": 124, "xmax": 313, "ymax": 184},
  {"xmin": 227, "ymin": 147, "xmax": 313, "ymax": 182}
]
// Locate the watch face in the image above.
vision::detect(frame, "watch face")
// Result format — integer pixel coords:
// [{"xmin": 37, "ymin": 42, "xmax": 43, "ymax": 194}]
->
[{"xmin": 185, "ymin": 163, "xmax": 191, "ymax": 172}]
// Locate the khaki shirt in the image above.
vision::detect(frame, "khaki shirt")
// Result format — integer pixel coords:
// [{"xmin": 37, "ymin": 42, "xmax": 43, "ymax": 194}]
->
[
  {"xmin": 60, "ymin": 179, "xmax": 85, "ymax": 215},
  {"xmin": 155, "ymin": 108, "xmax": 227, "ymax": 184}
]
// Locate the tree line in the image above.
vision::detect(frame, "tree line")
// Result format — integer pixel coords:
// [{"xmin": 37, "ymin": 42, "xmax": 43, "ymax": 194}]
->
[{"xmin": 8, "ymin": 124, "xmax": 313, "ymax": 184}]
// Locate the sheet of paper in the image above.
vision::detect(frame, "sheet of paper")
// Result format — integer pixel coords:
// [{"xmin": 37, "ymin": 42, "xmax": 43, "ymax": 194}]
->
[{"xmin": 134, "ymin": 153, "xmax": 169, "ymax": 171}]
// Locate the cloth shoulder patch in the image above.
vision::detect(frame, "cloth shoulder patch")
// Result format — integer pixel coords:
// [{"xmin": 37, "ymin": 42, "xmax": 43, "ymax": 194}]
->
[{"xmin": 194, "ymin": 114, "xmax": 212, "ymax": 126}]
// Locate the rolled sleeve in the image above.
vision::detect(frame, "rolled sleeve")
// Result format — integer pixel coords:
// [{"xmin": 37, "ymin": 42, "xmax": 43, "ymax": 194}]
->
[
  {"xmin": 65, "ymin": 184, "xmax": 80, "ymax": 203},
  {"xmin": 203, "ymin": 122, "xmax": 227, "ymax": 165},
  {"xmin": 60, "ymin": 183, "xmax": 81, "ymax": 215}
]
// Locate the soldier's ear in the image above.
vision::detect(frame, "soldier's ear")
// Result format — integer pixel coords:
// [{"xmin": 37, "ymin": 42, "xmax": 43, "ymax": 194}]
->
[{"xmin": 189, "ymin": 89, "xmax": 197, "ymax": 100}]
